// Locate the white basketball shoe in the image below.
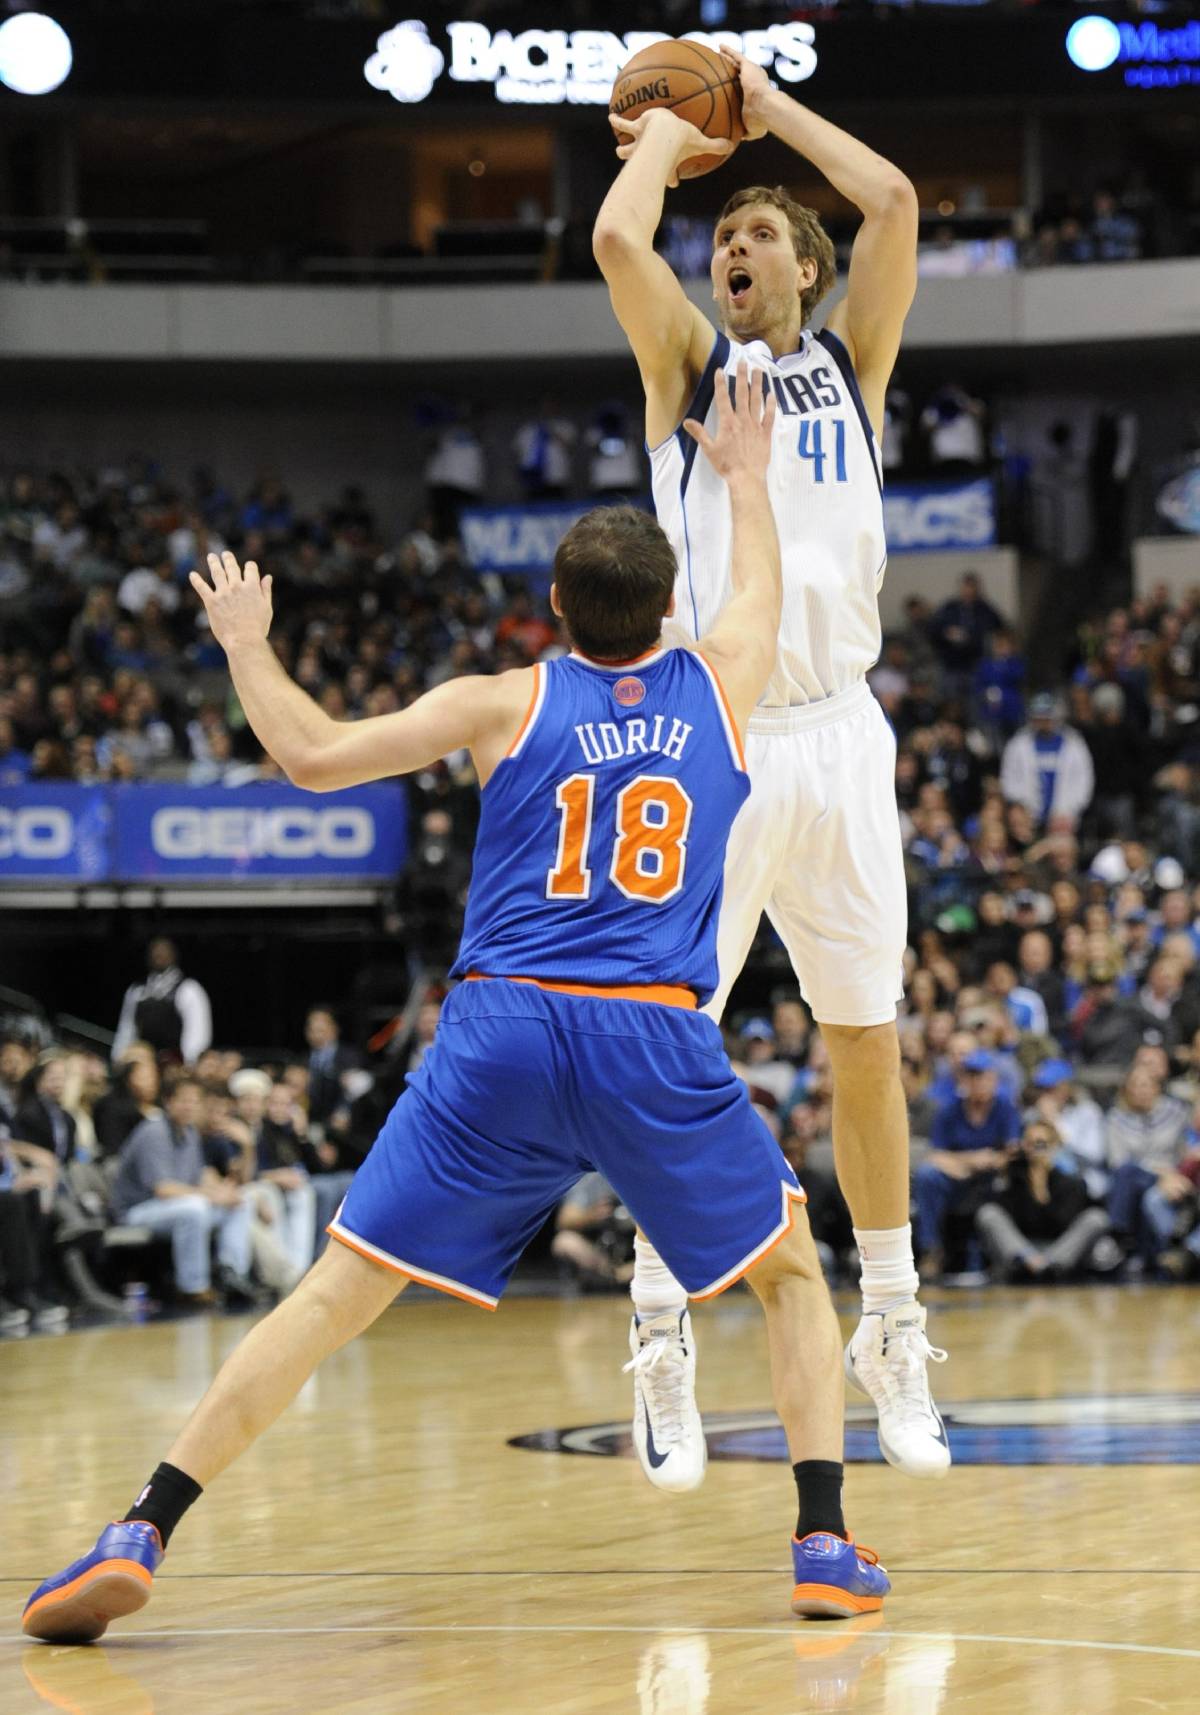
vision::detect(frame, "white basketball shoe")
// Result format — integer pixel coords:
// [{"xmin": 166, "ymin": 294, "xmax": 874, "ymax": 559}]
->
[
  {"xmin": 624, "ymin": 1308, "xmax": 707, "ymax": 1493},
  {"xmin": 845, "ymin": 1302, "xmax": 951, "ymax": 1479}
]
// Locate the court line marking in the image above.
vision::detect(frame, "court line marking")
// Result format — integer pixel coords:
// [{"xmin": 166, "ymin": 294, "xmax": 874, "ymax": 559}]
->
[
  {"xmin": 5, "ymin": 1568, "xmax": 1200, "ymax": 1581},
  {"xmin": 6, "ymin": 1625, "xmax": 1198, "ymax": 1659}
]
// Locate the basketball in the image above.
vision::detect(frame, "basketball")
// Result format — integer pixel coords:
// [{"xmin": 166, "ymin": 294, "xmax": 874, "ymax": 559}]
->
[{"xmin": 609, "ymin": 39, "xmax": 745, "ymax": 179}]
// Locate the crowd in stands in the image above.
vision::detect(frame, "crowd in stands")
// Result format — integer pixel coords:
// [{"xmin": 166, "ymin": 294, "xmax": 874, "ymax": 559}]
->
[
  {"xmin": 0, "ymin": 993, "xmax": 428, "ymax": 1331},
  {"xmin": 7, "ymin": 448, "xmax": 1200, "ymax": 1317}
]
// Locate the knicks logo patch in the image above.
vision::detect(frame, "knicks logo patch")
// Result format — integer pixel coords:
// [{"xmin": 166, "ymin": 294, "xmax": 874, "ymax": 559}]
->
[{"xmin": 613, "ymin": 676, "xmax": 646, "ymax": 708}]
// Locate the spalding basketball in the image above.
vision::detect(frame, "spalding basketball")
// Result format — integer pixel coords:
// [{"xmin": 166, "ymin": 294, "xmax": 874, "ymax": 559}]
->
[{"xmin": 609, "ymin": 39, "xmax": 744, "ymax": 179}]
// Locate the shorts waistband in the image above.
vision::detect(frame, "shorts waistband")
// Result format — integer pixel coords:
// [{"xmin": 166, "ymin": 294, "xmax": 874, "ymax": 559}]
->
[
  {"xmin": 465, "ymin": 973, "xmax": 697, "ymax": 1010},
  {"xmin": 747, "ymin": 679, "xmax": 872, "ymax": 735}
]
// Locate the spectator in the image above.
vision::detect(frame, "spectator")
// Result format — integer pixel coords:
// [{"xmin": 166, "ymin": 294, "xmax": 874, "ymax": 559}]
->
[
  {"xmin": 731, "ymin": 1020, "xmax": 795, "ymax": 1109},
  {"xmin": 585, "ymin": 405, "xmax": 642, "ymax": 496},
  {"xmin": 1000, "ymin": 693, "xmax": 1095, "ymax": 833},
  {"xmin": 1016, "ymin": 931, "xmax": 1067, "ymax": 1039},
  {"xmin": 929, "ymin": 573, "xmax": 1003, "ymax": 690},
  {"xmin": 92, "ymin": 1049, "xmax": 161, "ymax": 1159},
  {"xmin": 304, "ymin": 1007, "xmax": 359, "ymax": 1126},
  {"xmin": 770, "ymin": 997, "xmax": 811, "ymax": 1068},
  {"xmin": 1028, "ymin": 1058, "xmax": 1107, "ymax": 1199},
  {"xmin": 915, "ymin": 1049, "xmax": 1021, "ymax": 1276},
  {"xmin": 1089, "ymin": 188, "xmax": 1141, "ymax": 263},
  {"xmin": 920, "ymin": 385, "xmax": 987, "ymax": 474},
  {"xmin": 14, "ymin": 1053, "xmax": 78, "ymax": 1165},
  {"xmin": 424, "ymin": 412, "xmax": 486, "ymax": 541},
  {"xmin": 975, "ymin": 1119, "xmax": 1114, "ymax": 1282},
  {"xmin": 1081, "ymin": 684, "xmax": 1145, "ymax": 840},
  {"xmin": 0, "ymin": 1035, "xmax": 37, "ymax": 1132},
  {"xmin": 109, "ymin": 1072, "xmax": 257, "ymax": 1306},
  {"xmin": 514, "ymin": 402, "xmax": 576, "ymax": 500},
  {"xmin": 972, "ymin": 628, "xmax": 1026, "ymax": 742},
  {"xmin": 0, "ymin": 1136, "xmax": 70, "ymax": 1330},
  {"xmin": 1073, "ymin": 958, "xmax": 1157, "ymax": 1069},
  {"xmin": 252, "ymin": 1077, "xmax": 318, "ymax": 1284},
  {"xmin": 1105, "ymin": 1064, "xmax": 1190, "ymax": 1263},
  {"xmin": 113, "ymin": 938, "xmax": 213, "ymax": 1064},
  {"xmin": 550, "ymin": 1173, "xmax": 635, "ymax": 1290}
]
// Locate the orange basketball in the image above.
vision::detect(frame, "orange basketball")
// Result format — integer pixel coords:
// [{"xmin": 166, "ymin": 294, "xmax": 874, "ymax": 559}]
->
[{"xmin": 609, "ymin": 39, "xmax": 744, "ymax": 179}]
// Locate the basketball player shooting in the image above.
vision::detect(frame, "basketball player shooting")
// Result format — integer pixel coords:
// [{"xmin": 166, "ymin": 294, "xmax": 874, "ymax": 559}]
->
[
  {"xmin": 595, "ymin": 48, "xmax": 949, "ymax": 1488},
  {"xmin": 22, "ymin": 369, "xmax": 890, "ymax": 1642}
]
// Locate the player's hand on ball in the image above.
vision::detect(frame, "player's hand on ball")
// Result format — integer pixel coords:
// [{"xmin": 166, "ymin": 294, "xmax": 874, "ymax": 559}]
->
[
  {"xmin": 189, "ymin": 550, "xmax": 274, "ymax": 650},
  {"xmin": 608, "ymin": 108, "xmax": 730, "ymax": 187},
  {"xmin": 719, "ymin": 48, "xmax": 771, "ymax": 140},
  {"xmin": 683, "ymin": 362, "xmax": 776, "ymax": 483}
]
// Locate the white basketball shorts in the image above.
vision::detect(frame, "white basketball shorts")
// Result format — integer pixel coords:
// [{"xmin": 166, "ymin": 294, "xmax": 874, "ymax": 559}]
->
[{"xmin": 706, "ymin": 680, "xmax": 907, "ymax": 1028}]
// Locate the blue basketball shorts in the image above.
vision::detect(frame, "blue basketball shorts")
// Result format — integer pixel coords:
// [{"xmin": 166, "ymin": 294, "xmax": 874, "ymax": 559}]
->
[{"xmin": 329, "ymin": 977, "xmax": 804, "ymax": 1309}]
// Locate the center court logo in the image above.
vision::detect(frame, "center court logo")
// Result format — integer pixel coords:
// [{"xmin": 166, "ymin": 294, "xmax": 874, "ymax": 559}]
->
[
  {"xmin": 613, "ymin": 676, "xmax": 646, "ymax": 708},
  {"xmin": 510, "ymin": 1394, "xmax": 1200, "ymax": 1466}
]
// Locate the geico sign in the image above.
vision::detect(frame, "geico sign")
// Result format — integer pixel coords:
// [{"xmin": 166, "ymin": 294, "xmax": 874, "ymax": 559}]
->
[
  {"xmin": 0, "ymin": 806, "xmax": 74, "ymax": 860},
  {"xmin": 884, "ymin": 483, "xmax": 995, "ymax": 551},
  {"xmin": 150, "ymin": 807, "xmax": 375, "ymax": 862},
  {"xmin": 366, "ymin": 20, "xmax": 817, "ymax": 106}
]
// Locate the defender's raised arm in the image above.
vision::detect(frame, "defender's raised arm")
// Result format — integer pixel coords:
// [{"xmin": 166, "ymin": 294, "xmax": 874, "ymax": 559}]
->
[
  {"xmin": 686, "ymin": 364, "xmax": 780, "ymax": 732},
  {"xmin": 188, "ymin": 553, "xmax": 525, "ymax": 791}
]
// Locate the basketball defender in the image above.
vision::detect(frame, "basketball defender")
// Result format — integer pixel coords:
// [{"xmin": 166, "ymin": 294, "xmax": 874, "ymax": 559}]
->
[
  {"xmin": 23, "ymin": 371, "xmax": 889, "ymax": 1642},
  {"xmin": 596, "ymin": 49, "xmax": 948, "ymax": 1486}
]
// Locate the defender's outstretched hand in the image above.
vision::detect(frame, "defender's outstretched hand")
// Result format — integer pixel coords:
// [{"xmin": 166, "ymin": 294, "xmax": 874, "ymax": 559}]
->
[
  {"xmin": 683, "ymin": 362, "xmax": 776, "ymax": 484},
  {"xmin": 189, "ymin": 551, "xmax": 274, "ymax": 652}
]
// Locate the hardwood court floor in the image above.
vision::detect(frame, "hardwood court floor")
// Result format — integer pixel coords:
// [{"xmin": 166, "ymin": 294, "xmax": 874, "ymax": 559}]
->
[{"xmin": 3, "ymin": 1285, "xmax": 1200, "ymax": 1714}]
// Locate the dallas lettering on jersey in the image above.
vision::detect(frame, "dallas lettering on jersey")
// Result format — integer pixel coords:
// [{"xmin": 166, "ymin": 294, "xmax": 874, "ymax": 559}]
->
[
  {"xmin": 765, "ymin": 366, "xmax": 841, "ymax": 417},
  {"xmin": 574, "ymin": 715, "xmax": 693, "ymax": 766}
]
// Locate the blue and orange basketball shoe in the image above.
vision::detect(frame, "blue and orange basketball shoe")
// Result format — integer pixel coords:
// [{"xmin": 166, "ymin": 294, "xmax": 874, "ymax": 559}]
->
[
  {"xmin": 790, "ymin": 1531, "xmax": 890, "ymax": 1619},
  {"xmin": 23, "ymin": 1522, "xmax": 163, "ymax": 1642}
]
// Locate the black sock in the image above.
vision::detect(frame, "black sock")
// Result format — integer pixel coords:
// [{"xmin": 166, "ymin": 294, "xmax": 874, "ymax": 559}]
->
[
  {"xmin": 123, "ymin": 1462, "xmax": 203, "ymax": 1549},
  {"xmin": 793, "ymin": 1459, "xmax": 846, "ymax": 1541}
]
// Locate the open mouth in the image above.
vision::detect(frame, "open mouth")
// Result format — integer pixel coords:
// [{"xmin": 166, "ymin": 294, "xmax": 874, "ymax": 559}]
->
[{"xmin": 727, "ymin": 269, "xmax": 753, "ymax": 306}]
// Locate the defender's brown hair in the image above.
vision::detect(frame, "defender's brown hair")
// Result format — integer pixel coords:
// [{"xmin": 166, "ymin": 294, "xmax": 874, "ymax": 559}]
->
[
  {"xmin": 553, "ymin": 505, "xmax": 675, "ymax": 661},
  {"xmin": 716, "ymin": 185, "xmax": 837, "ymax": 326}
]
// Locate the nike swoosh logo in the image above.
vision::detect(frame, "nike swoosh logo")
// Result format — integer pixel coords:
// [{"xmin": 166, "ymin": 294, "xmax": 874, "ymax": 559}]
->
[{"xmin": 640, "ymin": 1386, "xmax": 670, "ymax": 1469}]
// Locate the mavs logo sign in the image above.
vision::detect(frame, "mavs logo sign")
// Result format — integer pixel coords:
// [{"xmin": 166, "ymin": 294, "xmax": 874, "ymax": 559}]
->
[{"xmin": 511, "ymin": 1394, "xmax": 1200, "ymax": 1466}]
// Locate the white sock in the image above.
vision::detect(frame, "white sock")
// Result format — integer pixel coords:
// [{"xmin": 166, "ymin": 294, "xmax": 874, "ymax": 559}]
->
[
  {"xmin": 854, "ymin": 1224, "xmax": 920, "ymax": 1315},
  {"xmin": 631, "ymin": 1236, "xmax": 687, "ymax": 1320}
]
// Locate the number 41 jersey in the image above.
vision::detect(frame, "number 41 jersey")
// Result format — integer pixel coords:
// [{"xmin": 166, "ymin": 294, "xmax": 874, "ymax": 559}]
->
[
  {"xmin": 451, "ymin": 646, "xmax": 750, "ymax": 1005},
  {"xmin": 653, "ymin": 327, "xmax": 887, "ymax": 709}
]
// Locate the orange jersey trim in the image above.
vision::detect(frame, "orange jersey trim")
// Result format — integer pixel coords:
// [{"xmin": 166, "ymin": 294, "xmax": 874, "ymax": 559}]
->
[
  {"xmin": 328, "ymin": 1224, "xmax": 499, "ymax": 1311},
  {"xmin": 465, "ymin": 972, "xmax": 696, "ymax": 1010},
  {"xmin": 697, "ymin": 652, "xmax": 748, "ymax": 772},
  {"xmin": 503, "ymin": 662, "xmax": 543, "ymax": 760},
  {"xmin": 689, "ymin": 1183, "xmax": 808, "ymax": 1300}
]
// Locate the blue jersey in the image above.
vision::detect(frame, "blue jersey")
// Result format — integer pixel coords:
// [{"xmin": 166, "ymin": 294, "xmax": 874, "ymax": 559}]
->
[{"xmin": 452, "ymin": 646, "xmax": 750, "ymax": 1002}]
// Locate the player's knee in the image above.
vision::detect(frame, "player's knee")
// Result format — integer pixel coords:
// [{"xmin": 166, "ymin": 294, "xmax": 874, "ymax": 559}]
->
[
  {"xmin": 821, "ymin": 1020, "xmax": 900, "ymax": 1082},
  {"xmin": 745, "ymin": 1216, "xmax": 823, "ymax": 1300}
]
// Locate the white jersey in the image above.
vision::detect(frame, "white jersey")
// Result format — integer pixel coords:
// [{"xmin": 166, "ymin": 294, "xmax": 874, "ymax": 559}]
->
[{"xmin": 652, "ymin": 328, "xmax": 886, "ymax": 708}]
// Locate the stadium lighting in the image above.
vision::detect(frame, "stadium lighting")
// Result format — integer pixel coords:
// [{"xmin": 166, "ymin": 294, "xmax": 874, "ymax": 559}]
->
[
  {"xmin": 1066, "ymin": 17, "xmax": 1122, "ymax": 73},
  {"xmin": 0, "ymin": 12, "xmax": 73, "ymax": 96}
]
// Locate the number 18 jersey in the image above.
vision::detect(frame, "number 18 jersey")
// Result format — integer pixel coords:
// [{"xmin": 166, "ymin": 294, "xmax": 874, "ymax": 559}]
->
[
  {"xmin": 652, "ymin": 326, "xmax": 887, "ymax": 708},
  {"xmin": 451, "ymin": 647, "xmax": 750, "ymax": 1004}
]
